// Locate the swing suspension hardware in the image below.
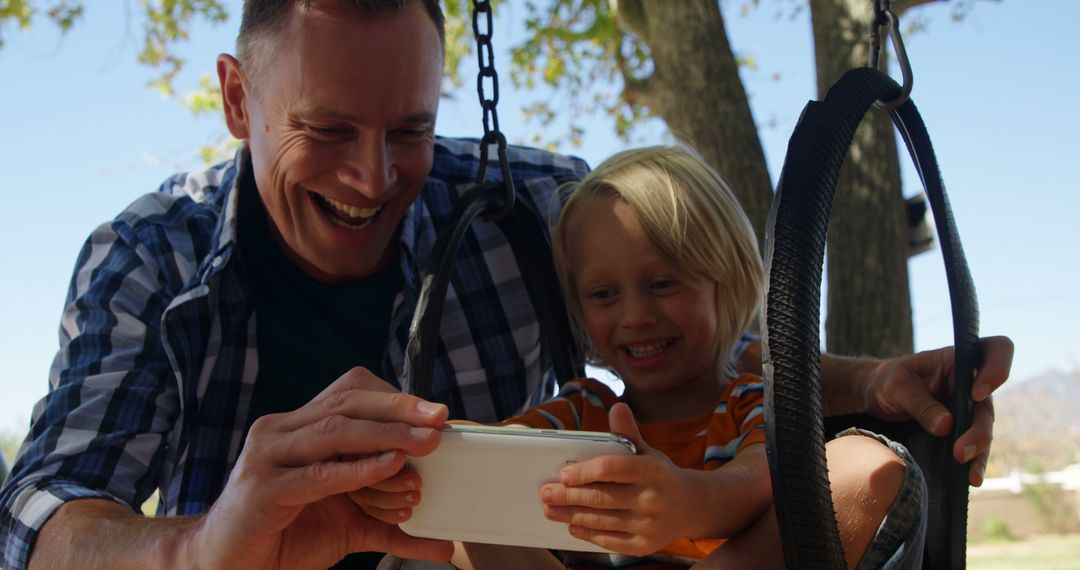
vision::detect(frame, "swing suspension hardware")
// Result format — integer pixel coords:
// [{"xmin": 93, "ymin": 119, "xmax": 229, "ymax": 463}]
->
[
  {"xmin": 868, "ymin": 0, "xmax": 913, "ymax": 109},
  {"xmin": 472, "ymin": 0, "xmax": 516, "ymax": 220}
]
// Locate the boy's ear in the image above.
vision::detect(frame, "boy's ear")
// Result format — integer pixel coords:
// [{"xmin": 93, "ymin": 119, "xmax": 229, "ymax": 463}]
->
[{"xmin": 217, "ymin": 54, "xmax": 250, "ymax": 140}]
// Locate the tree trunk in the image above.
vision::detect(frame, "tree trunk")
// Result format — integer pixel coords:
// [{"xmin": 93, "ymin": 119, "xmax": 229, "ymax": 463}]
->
[
  {"xmin": 810, "ymin": 0, "xmax": 914, "ymax": 357},
  {"xmin": 622, "ymin": 0, "xmax": 774, "ymax": 248}
]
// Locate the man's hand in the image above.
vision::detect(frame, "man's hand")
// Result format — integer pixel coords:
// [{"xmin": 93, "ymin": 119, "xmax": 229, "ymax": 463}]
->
[
  {"xmin": 858, "ymin": 335, "xmax": 1014, "ymax": 486},
  {"xmin": 538, "ymin": 403, "xmax": 700, "ymax": 556},
  {"xmin": 189, "ymin": 366, "xmax": 454, "ymax": 568}
]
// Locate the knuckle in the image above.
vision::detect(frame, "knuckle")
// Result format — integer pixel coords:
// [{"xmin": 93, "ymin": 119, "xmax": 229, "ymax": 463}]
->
[
  {"xmin": 315, "ymin": 414, "xmax": 345, "ymax": 436},
  {"xmin": 640, "ymin": 489, "xmax": 662, "ymax": 512},
  {"xmin": 345, "ymin": 365, "xmax": 373, "ymax": 379},
  {"xmin": 594, "ymin": 456, "xmax": 617, "ymax": 478},
  {"xmin": 574, "ymin": 512, "xmax": 599, "ymax": 528},
  {"xmin": 384, "ymin": 391, "xmax": 411, "ymax": 412},
  {"xmin": 378, "ymin": 420, "xmax": 407, "ymax": 443},
  {"xmin": 324, "ymin": 390, "xmax": 351, "ymax": 414},
  {"xmin": 247, "ymin": 413, "xmax": 279, "ymax": 440},
  {"xmin": 306, "ymin": 461, "xmax": 335, "ymax": 485}
]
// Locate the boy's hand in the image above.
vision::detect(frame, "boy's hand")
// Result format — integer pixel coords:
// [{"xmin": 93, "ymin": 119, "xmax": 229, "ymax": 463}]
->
[
  {"xmin": 349, "ymin": 467, "xmax": 423, "ymax": 524},
  {"xmin": 539, "ymin": 403, "xmax": 701, "ymax": 556}
]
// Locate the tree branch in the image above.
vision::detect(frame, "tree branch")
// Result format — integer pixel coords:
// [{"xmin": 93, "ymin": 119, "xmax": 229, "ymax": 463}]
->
[
  {"xmin": 610, "ymin": 0, "xmax": 648, "ymax": 43},
  {"xmin": 893, "ymin": 0, "xmax": 944, "ymax": 16},
  {"xmin": 612, "ymin": 27, "xmax": 653, "ymax": 108},
  {"xmin": 894, "ymin": 0, "xmax": 1001, "ymax": 18}
]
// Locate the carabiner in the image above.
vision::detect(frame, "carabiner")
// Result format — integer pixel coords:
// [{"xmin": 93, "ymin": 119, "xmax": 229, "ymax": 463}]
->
[{"xmin": 869, "ymin": 8, "xmax": 913, "ymax": 110}]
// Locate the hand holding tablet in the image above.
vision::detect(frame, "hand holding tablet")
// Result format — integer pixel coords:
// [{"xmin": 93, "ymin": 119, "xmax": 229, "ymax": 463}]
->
[{"xmin": 398, "ymin": 424, "xmax": 636, "ymax": 552}]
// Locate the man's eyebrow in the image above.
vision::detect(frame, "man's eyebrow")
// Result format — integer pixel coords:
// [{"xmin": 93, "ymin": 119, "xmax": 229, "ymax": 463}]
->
[
  {"xmin": 398, "ymin": 111, "xmax": 438, "ymax": 126},
  {"xmin": 293, "ymin": 105, "xmax": 358, "ymax": 122},
  {"xmin": 293, "ymin": 106, "xmax": 436, "ymax": 126}
]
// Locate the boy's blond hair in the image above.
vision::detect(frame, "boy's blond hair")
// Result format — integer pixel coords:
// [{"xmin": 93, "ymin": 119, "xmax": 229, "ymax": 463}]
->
[{"xmin": 552, "ymin": 146, "xmax": 763, "ymax": 377}]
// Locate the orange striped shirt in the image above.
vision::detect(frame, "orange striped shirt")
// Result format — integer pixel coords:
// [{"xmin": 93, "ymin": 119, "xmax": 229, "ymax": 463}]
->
[{"xmin": 507, "ymin": 373, "xmax": 767, "ymax": 568}]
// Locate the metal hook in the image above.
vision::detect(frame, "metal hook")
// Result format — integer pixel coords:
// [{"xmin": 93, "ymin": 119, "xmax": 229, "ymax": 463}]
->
[{"xmin": 868, "ymin": 7, "xmax": 913, "ymax": 110}]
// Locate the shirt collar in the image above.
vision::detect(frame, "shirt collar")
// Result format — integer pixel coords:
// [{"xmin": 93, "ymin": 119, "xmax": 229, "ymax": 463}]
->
[{"xmin": 196, "ymin": 146, "xmax": 248, "ymax": 283}]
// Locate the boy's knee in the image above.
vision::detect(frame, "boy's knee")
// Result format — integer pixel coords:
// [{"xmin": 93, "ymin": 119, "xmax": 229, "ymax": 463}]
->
[{"xmin": 825, "ymin": 434, "xmax": 907, "ymax": 569}]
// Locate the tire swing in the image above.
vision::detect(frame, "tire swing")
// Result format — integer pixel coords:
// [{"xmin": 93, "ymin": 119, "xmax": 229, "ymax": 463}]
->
[
  {"xmin": 405, "ymin": 0, "xmax": 980, "ymax": 569},
  {"xmin": 761, "ymin": 2, "xmax": 981, "ymax": 569}
]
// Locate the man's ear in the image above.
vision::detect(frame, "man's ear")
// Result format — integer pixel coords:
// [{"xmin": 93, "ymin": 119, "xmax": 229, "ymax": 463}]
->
[{"xmin": 218, "ymin": 54, "xmax": 251, "ymax": 140}]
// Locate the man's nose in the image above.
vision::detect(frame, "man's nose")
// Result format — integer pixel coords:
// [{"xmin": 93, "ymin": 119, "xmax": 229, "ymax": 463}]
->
[{"xmin": 338, "ymin": 133, "xmax": 397, "ymax": 197}]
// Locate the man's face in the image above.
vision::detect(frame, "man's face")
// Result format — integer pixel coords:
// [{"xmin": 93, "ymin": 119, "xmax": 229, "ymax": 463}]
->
[{"xmin": 232, "ymin": 3, "xmax": 442, "ymax": 282}]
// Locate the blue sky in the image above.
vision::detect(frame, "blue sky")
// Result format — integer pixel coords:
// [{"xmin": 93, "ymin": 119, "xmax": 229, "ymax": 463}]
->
[{"xmin": 1, "ymin": 0, "xmax": 1077, "ymax": 435}]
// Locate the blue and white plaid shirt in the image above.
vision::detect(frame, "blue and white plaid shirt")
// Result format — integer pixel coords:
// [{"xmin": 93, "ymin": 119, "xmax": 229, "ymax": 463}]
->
[{"xmin": 0, "ymin": 137, "xmax": 589, "ymax": 568}]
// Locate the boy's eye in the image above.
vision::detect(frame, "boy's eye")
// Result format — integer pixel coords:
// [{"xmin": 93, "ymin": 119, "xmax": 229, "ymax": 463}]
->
[
  {"xmin": 586, "ymin": 288, "xmax": 616, "ymax": 301},
  {"xmin": 650, "ymin": 278, "xmax": 678, "ymax": 290}
]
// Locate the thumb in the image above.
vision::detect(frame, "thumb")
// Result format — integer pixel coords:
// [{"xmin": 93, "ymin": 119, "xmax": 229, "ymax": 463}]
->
[
  {"xmin": 888, "ymin": 375, "xmax": 953, "ymax": 437},
  {"xmin": 608, "ymin": 402, "xmax": 652, "ymax": 455}
]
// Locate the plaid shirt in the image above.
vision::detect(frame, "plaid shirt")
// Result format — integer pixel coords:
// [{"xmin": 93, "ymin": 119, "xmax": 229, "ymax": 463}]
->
[{"xmin": 0, "ymin": 137, "xmax": 589, "ymax": 569}]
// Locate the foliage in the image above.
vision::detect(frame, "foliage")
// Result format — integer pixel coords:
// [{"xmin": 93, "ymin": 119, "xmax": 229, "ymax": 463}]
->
[
  {"xmin": 1021, "ymin": 460, "xmax": 1079, "ymax": 534},
  {"xmin": 520, "ymin": 0, "xmax": 651, "ymax": 147},
  {"xmin": 0, "ymin": 429, "xmax": 24, "ymax": 483},
  {"xmin": 979, "ymin": 517, "xmax": 1016, "ymax": 543},
  {"xmin": 139, "ymin": 0, "xmax": 229, "ymax": 96},
  {"xmin": 0, "ymin": 1, "xmax": 228, "ymax": 94},
  {"xmin": 0, "ymin": 0, "xmax": 82, "ymax": 48}
]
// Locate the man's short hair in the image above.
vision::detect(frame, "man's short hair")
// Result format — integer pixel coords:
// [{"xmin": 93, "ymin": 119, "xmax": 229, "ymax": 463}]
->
[{"xmin": 237, "ymin": 0, "xmax": 445, "ymax": 89}]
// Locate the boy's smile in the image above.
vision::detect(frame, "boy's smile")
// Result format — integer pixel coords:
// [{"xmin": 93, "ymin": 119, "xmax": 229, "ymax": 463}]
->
[{"xmin": 567, "ymin": 197, "xmax": 723, "ymax": 422}]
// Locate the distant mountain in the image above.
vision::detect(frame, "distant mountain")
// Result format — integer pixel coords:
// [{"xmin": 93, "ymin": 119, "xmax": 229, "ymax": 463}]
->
[
  {"xmin": 987, "ymin": 369, "xmax": 1080, "ymax": 474},
  {"xmin": 996, "ymin": 369, "xmax": 1080, "ymax": 424}
]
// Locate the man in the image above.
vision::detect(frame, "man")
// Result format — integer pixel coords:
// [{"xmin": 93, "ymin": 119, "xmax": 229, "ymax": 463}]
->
[{"xmin": 0, "ymin": 1, "xmax": 1010, "ymax": 569}]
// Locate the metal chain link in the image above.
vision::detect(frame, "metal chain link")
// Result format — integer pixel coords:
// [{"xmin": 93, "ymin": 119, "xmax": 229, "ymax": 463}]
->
[
  {"xmin": 471, "ymin": 0, "xmax": 515, "ymax": 219},
  {"xmin": 868, "ymin": 0, "xmax": 913, "ymax": 109}
]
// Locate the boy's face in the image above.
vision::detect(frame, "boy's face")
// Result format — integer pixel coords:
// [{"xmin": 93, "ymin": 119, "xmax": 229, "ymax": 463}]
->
[{"xmin": 567, "ymin": 197, "xmax": 722, "ymax": 417}]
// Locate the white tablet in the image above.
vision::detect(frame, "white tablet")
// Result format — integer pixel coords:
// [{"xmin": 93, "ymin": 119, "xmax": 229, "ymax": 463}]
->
[{"xmin": 399, "ymin": 424, "xmax": 636, "ymax": 553}]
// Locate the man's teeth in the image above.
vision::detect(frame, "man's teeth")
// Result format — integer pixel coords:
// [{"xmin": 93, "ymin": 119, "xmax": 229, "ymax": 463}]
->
[
  {"xmin": 626, "ymin": 340, "xmax": 671, "ymax": 358},
  {"xmin": 323, "ymin": 195, "xmax": 382, "ymax": 219}
]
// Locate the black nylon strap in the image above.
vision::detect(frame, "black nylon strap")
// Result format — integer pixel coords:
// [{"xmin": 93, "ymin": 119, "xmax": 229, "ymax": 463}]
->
[
  {"xmin": 402, "ymin": 183, "xmax": 584, "ymax": 404},
  {"xmin": 762, "ymin": 67, "xmax": 979, "ymax": 569}
]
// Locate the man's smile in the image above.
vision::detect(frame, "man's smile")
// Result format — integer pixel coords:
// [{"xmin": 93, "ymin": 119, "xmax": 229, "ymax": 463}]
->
[{"xmin": 312, "ymin": 192, "xmax": 383, "ymax": 229}]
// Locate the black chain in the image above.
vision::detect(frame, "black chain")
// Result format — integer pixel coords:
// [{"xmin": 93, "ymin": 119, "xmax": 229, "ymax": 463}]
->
[{"xmin": 471, "ymin": 0, "xmax": 515, "ymax": 218}]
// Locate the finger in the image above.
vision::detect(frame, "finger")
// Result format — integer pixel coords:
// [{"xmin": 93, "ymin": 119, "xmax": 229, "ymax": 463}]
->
[
  {"xmin": 972, "ymin": 336, "xmax": 1014, "ymax": 402},
  {"xmin": 889, "ymin": 375, "xmax": 953, "ymax": 437},
  {"xmin": 566, "ymin": 525, "xmax": 643, "ymax": 555},
  {"xmin": 366, "ymin": 467, "xmax": 419, "ymax": 493},
  {"xmin": 273, "ymin": 417, "xmax": 443, "ymax": 466},
  {"xmin": 607, "ymin": 403, "xmax": 649, "ymax": 453},
  {"xmin": 545, "ymin": 505, "xmax": 633, "ymax": 533},
  {"xmin": 969, "ymin": 449, "xmax": 989, "ymax": 487},
  {"xmin": 954, "ymin": 395, "xmax": 994, "ymax": 471},
  {"xmin": 349, "ymin": 514, "xmax": 454, "ymax": 562},
  {"xmin": 349, "ymin": 486, "xmax": 421, "ymax": 511},
  {"xmin": 358, "ymin": 504, "xmax": 414, "ymax": 525},
  {"xmin": 328, "ymin": 366, "xmax": 402, "ymax": 394},
  {"xmin": 282, "ymin": 383, "xmax": 448, "ymax": 432},
  {"xmin": 560, "ymin": 454, "xmax": 645, "ymax": 486},
  {"xmin": 541, "ymin": 482, "xmax": 634, "ymax": 510},
  {"xmin": 272, "ymin": 450, "xmax": 410, "ymax": 508}
]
